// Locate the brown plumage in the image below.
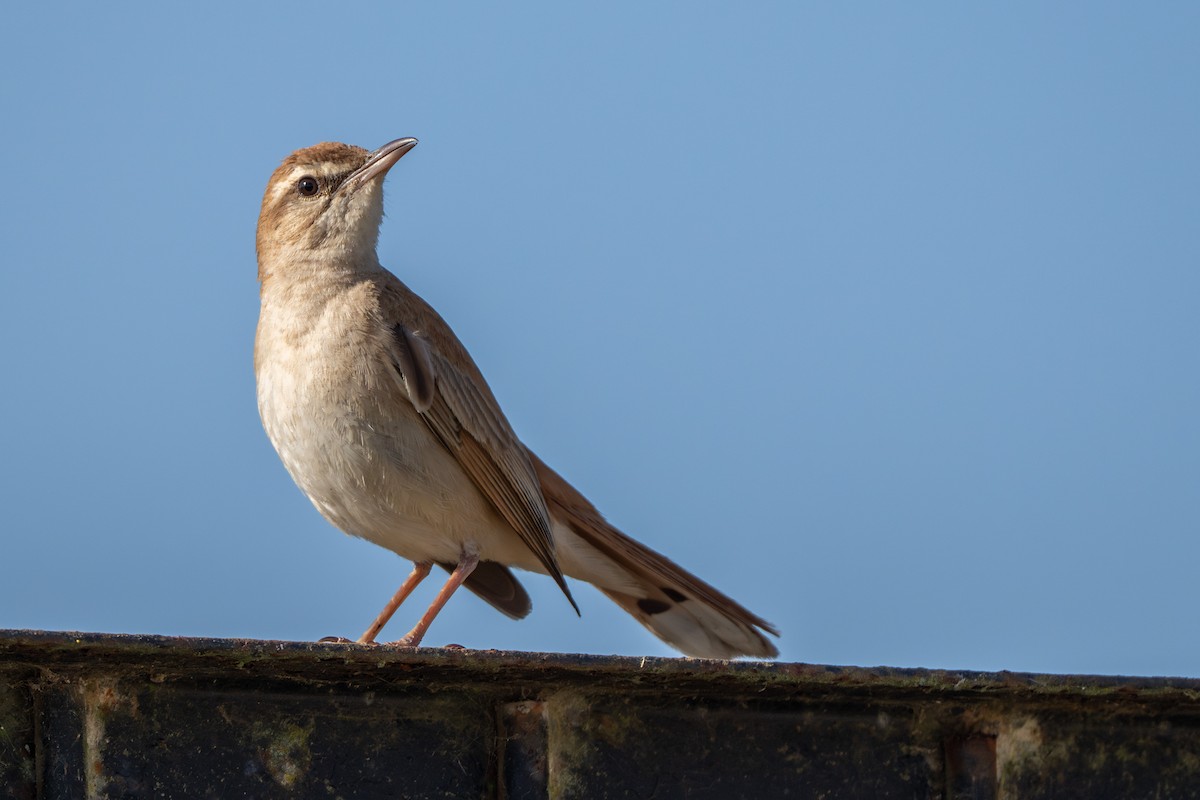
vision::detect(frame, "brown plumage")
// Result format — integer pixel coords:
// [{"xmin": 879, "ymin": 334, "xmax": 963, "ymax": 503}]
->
[{"xmin": 254, "ymin": 138, "xmax": 779, "ymax": 658}]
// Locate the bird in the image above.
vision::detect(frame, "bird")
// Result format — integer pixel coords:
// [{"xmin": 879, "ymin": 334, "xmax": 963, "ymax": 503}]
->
[{"xmin": 254, "ymin": 137, "xmax": 779, "ymax": 659}]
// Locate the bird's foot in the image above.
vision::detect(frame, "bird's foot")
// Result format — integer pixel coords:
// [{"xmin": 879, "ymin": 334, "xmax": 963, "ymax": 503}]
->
[
  {"xmin": 318, "ymin": 636, "xmax": 380, "ymax": 646},
  {"xmin": 380, "ymin": 639, "xmax": 466, "ymax": 650},
  {"xmin": 383, "ymin": 634, "xmax": 421, "ymax": 648}
]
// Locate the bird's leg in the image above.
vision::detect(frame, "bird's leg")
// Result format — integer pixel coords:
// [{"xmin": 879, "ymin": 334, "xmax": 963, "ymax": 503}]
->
[
  {"xmin": 358, "ymin": 561, "xmax": 433, "ymax": 644},
  {"xmin": 388, "ymin": 552, "xmax": 479, "ymax": 647}
]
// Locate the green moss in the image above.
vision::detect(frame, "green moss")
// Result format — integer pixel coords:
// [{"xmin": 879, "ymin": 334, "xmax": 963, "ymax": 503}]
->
[{"xmin": 251, "ymin": 719, "xmax": 314, "ymax": 788}]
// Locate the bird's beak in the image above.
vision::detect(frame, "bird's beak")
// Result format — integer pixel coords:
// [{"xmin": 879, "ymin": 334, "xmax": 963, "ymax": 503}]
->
[{"xmin": 344, "ymin": 137, "xmax": 419, "ymax": 192}]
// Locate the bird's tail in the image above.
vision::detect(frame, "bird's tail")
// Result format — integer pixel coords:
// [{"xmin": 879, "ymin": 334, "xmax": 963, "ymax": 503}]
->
[{"xmin": 528, "ymin": 452, "xmax": 779, "ymax": 659}]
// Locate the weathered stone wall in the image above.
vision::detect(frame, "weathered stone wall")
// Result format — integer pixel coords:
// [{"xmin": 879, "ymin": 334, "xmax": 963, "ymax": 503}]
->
[{"xmin": 1, "ymin": 630, "xmax": 1198, "ymax": 798}]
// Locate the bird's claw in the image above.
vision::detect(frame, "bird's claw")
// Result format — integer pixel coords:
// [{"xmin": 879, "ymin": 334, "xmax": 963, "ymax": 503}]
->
[
  {"xmin": 383, "ymin": 635, "xmax": 420, "ymax": 647},
  {"xmin": 318, "ymin": 636, "xmax": 381, "ymax": 646}
]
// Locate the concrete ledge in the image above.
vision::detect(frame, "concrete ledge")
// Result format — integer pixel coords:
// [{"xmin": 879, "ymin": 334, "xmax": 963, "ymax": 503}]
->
[{"xmin": 2, "ymin": 630, "xmax": 1198, "ymax": 798}]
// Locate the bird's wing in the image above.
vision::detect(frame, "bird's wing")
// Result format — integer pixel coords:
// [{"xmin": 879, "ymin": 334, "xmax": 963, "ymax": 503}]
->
[{"xmin": 387, "ymin": 321, "xmax": 579, "ymax": 613}]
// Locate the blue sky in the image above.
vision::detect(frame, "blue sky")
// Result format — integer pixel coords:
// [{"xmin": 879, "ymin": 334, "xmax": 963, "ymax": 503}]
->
[{"xmin": 2, "ymin": 4, "xmax": 1197, "ymax": 676}]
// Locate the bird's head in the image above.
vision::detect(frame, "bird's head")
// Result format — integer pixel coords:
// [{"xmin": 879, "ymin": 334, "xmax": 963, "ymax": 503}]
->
[{"xmin": 256, "ymin": 138, "xmax": 417, "ymax": 280}]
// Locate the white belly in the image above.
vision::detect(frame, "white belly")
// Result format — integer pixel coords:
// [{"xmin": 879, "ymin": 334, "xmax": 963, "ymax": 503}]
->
[{"xmin": 255, "ymin": 307, "xmax": 539, "ymax": 570}]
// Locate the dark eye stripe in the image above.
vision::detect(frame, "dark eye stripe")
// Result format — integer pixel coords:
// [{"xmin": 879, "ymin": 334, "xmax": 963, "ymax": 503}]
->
[{"xmin": 294, "ymin": 170, "xmax": 358, "ymax": 196}]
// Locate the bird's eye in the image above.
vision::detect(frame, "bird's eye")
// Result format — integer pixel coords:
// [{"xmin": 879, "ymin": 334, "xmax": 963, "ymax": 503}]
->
[{"xmin": 297, "ymin": 176, "xmax": 319, "ymax": 196}]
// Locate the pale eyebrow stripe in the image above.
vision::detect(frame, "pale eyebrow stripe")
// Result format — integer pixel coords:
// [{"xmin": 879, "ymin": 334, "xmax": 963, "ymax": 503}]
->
[{"xmin": 286, "ymin": 164, "xmax": 355, "ymax": 181}]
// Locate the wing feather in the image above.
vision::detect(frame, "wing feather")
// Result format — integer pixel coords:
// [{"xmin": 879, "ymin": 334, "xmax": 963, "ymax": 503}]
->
[{"xmin": 388, "ymin": 323, "xmax": 578, "ymax": 613}]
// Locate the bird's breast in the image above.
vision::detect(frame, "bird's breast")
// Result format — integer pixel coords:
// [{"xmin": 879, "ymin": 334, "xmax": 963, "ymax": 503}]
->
[{"xmin": 254, "ymin": 286, "xmax": 526, "ymax": 566}]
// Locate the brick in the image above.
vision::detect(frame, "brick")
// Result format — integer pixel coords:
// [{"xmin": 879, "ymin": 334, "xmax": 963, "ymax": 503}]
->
[
  {"xmin": 547, "ymin": 695, "xmax": 937, "ymax": 799},
  {"xmin": 52, "ymin": 681, "xmax": 495, "ymax": 799},
  {"xmin": 998, "ymin": 712, "xmax": 1200, "ymax": 800},
  {"xmin": 0, "ymin": 674, "xmax": 35, "ymax": 800}
]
